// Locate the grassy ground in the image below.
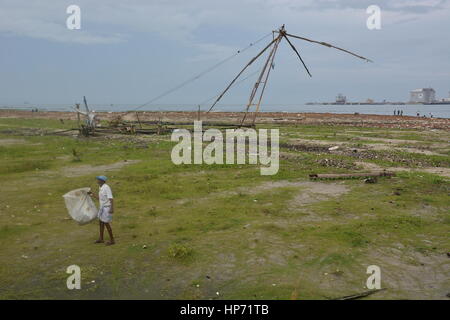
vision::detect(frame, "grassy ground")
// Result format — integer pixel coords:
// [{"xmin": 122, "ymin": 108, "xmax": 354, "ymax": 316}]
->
[{"xmin": 0, "ymin": 118, "xmax": 449, "ymax": 299}]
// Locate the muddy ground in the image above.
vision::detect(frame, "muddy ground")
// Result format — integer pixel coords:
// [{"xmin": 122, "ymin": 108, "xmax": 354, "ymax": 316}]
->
[{"xmin": 1, "ymin": 109, "xmax": 449, "ymax": 130}]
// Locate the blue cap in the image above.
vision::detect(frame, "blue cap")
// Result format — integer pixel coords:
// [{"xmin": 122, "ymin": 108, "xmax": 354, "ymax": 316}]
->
[{"xmin": 96, "ymin": 175, "xmax": 107, "ymax": 182}]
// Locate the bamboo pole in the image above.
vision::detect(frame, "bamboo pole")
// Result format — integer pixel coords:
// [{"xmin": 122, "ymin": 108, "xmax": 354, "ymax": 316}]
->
[
  {"xmin": 206, "ymin": 36, "xmax": 280, "ymax": 113},
  {"xmin": 240, "ymin": 33, "xmax": 282, "ymax": 126},
  {"xmin": 282, "ymin": 34, "xmax": 312, "ymax": 77},
  {"xmin": 136, "ymin": 111, "xmax": 143, "ymax": 129},
  {"xmin": 250, "ymin": 35, "xmax": 283, "ymax": 126},
  {"xmin": 284, "ymin": 32, "xmax": 373, "ymax": 62},
  {"xmin": 309, "ymin": 172, "xmax": 395, "ymax": 180}
]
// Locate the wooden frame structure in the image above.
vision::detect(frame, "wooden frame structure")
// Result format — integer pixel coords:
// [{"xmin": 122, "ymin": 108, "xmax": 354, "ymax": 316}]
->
[{"xmin": 207, "ymin": 25, "xmax": 372, "ymax": 127}]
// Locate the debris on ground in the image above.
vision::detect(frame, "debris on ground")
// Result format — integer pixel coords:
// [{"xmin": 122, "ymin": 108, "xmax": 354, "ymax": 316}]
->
[
  {"xmin": 281, "ymin": 142, "xmax": 330, "ymax": 153},
  {"xmin": 364, "ymin": 177, "xmax": 378, "ymax": 183},
  {"xmin": 333, "ymin": 288, "xmax": 386, "ymax": 300},
  {"xmin": 309, "ymin": 171, "xmax": 395, "ymax": 180},
  {"xmin": 316, "ymin": 158, "xmax": 357, "ymax": 169}
]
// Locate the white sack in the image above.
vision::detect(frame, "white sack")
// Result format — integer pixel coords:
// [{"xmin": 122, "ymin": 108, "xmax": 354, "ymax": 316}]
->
[{"xmin": 63, "ymin": 187, "xmax": 98, "ymax": 225}]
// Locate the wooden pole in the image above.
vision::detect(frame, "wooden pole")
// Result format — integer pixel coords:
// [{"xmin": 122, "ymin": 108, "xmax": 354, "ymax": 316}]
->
[
  {"xmin": 207, "ymin": 36, "xmax": 280, "ymax": 113},
  {"xmin": 282, "ymin": 33, "xmax": 312, "ymax": 77},
  {"xmin": 309, "ymin": 171, "xmax": 395, "ymax": 180},
  {"xmin": 240, "ymin": 33, "xmax": 283, "ymax": 126},
  {"xmin": 136, "ymin": 111, "xmax": 143, "ymax": 129},
  {"xmin": 75, "ymin": 103, "xmax": 80, "ymax": 128},
  {"xmin": 284, "ymin": 32, "xmax": 372, "ymax": 62},
  {"xmin": 251, "ymin": 34, "xmax": 283, "ymax": 126}
]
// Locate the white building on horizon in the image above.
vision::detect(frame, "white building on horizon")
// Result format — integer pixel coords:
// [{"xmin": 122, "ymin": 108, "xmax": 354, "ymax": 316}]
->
[
  {"xmin": 443, "ymin": 91, "xmax": 450, "ymax": 102},
  {"xmin": 409, "ymin": 88, "xmax": 436, "ymax": 104}
]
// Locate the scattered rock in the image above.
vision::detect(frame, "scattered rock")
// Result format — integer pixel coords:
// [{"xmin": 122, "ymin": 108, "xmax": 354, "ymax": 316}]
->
[
  {"xmin": 280, "ymin": 142, "xmax": 330, "ymax": 153},
  {"xmin": 364, "ymin": 177, "xmax": 378, "ymax": 184},
  {"xmin": 331, "ymin": 270, "xmax": 344, "ymax": 277},
  {"xmin": 317, "ymin": 158, "xmax": 356, "ymax": 169}
]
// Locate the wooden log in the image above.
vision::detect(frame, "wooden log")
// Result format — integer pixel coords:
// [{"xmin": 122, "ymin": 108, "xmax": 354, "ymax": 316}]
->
[
  {"xmin": 333, "ymin": 288, "xmax": 386, "ymax": 300},
  {"xmin": 309, "ymin": 171, "xmax": 395, "ymax": 180}
]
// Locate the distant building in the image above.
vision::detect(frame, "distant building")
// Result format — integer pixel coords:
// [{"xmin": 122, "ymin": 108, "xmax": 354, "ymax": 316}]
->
[
  {"xmin": 409, "ymin": 88, "xmax": 436, "ymax": 104},
  {"xmin": 335, "ymin": 94, "xmax": 346, "ymax": 104},
  {"xmin": 442, "ymin": 91, "xmax": 450, "ymax": 102}
]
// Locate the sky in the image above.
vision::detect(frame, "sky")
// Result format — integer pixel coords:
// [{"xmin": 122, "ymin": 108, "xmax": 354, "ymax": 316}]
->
[{"xmin": 0, "ymin": 0, "xmax": 449, "ymax": 111}]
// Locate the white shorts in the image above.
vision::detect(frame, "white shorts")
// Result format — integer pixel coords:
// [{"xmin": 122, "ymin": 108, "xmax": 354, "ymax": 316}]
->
[{"xmin": 98, "ymin": 206, "xmax": 112, "ymax": 223}]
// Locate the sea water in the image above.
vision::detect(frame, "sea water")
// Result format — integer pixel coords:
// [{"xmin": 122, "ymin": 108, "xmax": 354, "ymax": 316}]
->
[{"xmin": 2, "ymin": 103, "xmax": 449, "ymax": 118}]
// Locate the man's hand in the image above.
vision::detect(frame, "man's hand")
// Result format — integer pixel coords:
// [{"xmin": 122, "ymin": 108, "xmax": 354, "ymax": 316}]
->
[{"xmin": 87, "ymin": 191, "xmax": 98, "ymax": 200}]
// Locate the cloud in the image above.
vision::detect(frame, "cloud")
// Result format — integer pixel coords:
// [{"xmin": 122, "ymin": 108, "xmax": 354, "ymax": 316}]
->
[
  {"xmin": 0, "ymin": 0, "xmax": 448, "ymax": 67},
  {"xmin": 0, "ymin": 0, "xmax": 125, "ymax": 44},
  {"xmin": 281, "ymin": 0, "xmax": 449, "ymax": 14},
  {"xmin": 0, "ymin": 0, "xmax": 447, "ymax": 46}
]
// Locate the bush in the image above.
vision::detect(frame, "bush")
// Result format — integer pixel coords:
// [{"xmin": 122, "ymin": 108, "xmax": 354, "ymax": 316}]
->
[{"xmin": 167, "ymin": 243, "xmax": 193, "ymax": 259}]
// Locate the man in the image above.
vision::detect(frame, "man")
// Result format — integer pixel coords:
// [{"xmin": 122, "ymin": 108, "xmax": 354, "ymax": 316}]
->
[{"xmin": 88, "ymin": 176, "xmax": 115, "ymax": 245}]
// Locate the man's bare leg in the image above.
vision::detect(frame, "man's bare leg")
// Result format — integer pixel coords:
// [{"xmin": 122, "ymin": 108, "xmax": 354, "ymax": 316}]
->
[
  {"xmin": 95, "ymin": 221, "xmax": 105, "ymax": 243},
  {"xmin": 105, "ymin": 223, "xmax": 115, "ymax": 245}
]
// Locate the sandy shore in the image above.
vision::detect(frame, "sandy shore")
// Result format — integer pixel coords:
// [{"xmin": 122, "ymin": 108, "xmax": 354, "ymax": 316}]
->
[{"xmin": 1, "ymin": 109, "xmax": 448, "ymax": 129}]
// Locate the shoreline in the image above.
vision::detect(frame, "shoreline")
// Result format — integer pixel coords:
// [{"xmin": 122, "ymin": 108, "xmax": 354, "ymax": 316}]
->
[{"xmin": 1, "ymin": 109, "xmax": 449, "ymax": 130}]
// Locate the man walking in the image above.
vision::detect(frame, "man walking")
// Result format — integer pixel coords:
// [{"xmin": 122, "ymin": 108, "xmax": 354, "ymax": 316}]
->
[{"xmin": 88, "ymin": 175, "xmax": 115, "ymax": 245}]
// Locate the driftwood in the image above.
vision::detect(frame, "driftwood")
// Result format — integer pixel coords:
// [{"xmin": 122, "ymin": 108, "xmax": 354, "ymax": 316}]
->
[
  {"xmin": 124, "ymin": 120, "xmax": 253, "ymax": 128},
  {"xmin": 310, "ymin": 171, "xmax": 395, "ymax": 180},
  {"xmin": 333, "ymin": 288, "xmax": 386, "ymax": 300}
]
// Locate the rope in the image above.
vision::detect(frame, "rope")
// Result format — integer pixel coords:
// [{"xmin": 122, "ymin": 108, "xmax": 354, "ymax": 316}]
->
[
  {"xmin": 197, "ymin": 69, "xmax": 262, "ymax": 110},
  {"xmin": 129, "ymin": 32, "xmax": 272, "ymax": 112}
]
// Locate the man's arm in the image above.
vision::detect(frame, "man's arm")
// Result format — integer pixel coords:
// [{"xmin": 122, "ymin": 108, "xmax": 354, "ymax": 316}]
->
[{"xmin": 109, "ymin": 199, "xmax": 114, "ymax": 214}]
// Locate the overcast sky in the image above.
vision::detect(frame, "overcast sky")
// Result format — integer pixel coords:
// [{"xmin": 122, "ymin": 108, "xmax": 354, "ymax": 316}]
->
[{"xmin": 1, "ymin": 0, "xmax": 449, "ymax": 110}]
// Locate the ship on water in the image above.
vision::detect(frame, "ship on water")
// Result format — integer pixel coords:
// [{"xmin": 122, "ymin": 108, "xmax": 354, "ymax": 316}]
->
[
  {"xmin": 307, "ymin": 88, "xmax": 450, "ymax": 105},
  {"xmin": 335, "ymin": 93, "xmax": 347, "ymax": 105}
]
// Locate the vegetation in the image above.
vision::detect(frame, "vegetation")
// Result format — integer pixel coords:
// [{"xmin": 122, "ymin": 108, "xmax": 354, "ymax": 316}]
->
[{"xmin": 0, "ymin": 118, "xmax": 448, "ymax": 299}]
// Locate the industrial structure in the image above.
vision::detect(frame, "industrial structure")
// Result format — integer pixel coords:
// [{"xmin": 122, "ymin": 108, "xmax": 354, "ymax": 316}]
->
[
  {"xmin": 410, "ymin": 88, "xmax": 436, "ymax": 104},
  {"xmin": 335, "ymin": 94, "xmax": 347, "ymax": 104}
]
